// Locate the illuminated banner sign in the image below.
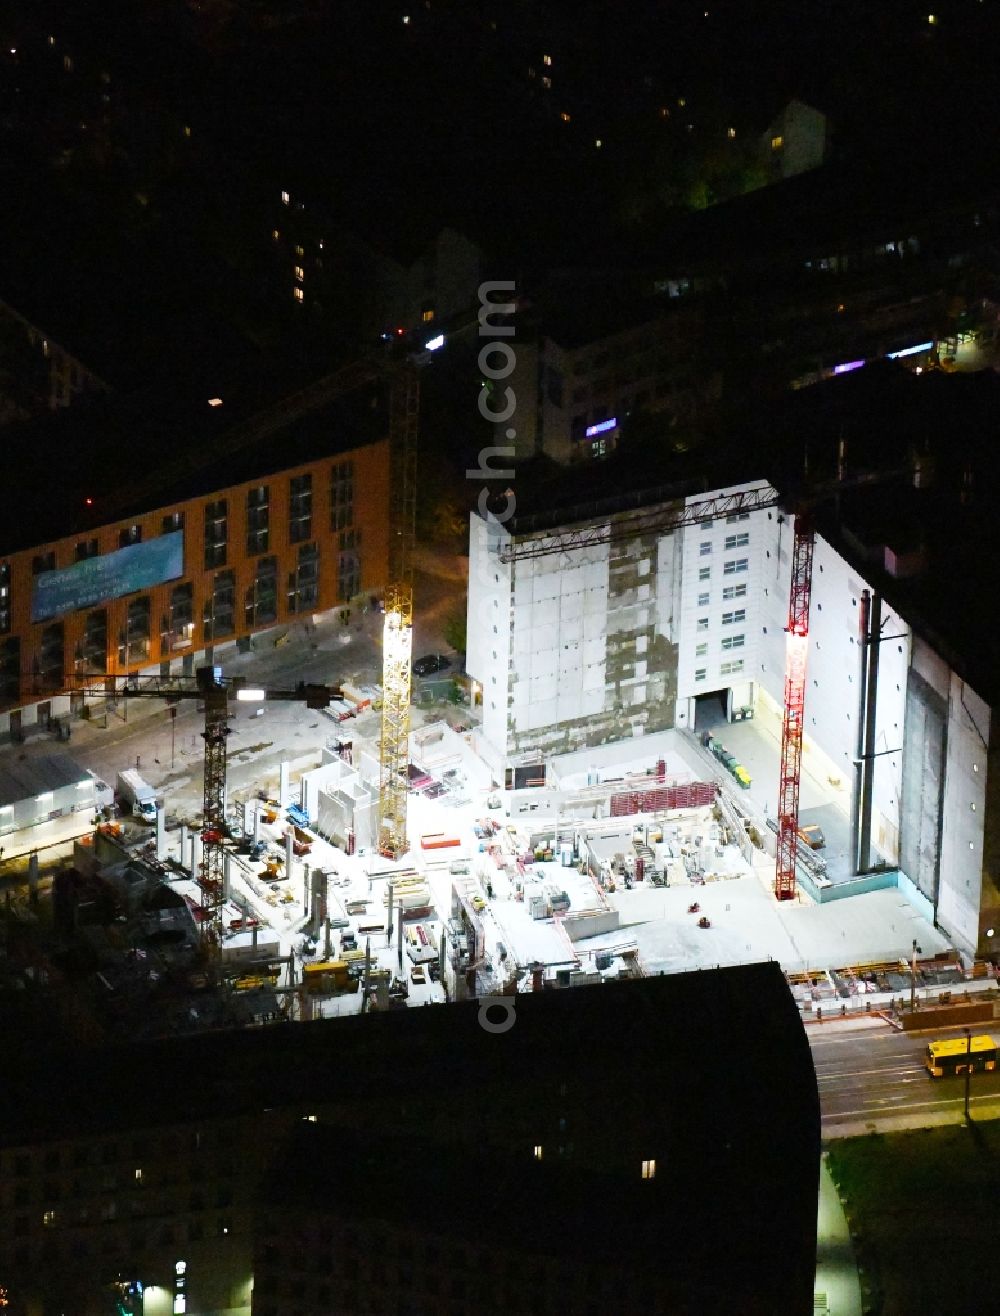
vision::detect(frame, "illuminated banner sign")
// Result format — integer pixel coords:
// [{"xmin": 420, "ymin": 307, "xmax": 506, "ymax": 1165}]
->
[
  {"xmin": 31, "ymin": 531, "xmax": 184, "ymax": 623},
  {"xmin": 585, "ymin": 417, "xmax": 618, "ymax": 438},
  {"xmin": 887, "ymin": 341, "xmax": 934, "ymax": 360}
]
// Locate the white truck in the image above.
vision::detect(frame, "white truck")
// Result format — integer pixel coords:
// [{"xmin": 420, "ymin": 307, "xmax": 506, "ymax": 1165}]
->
[
  {"xmin": 86, "ymin": 769, "xmax": 114, "ymax": 812},
  {"xmin": 116, "ymin": 769, "xmax": 158, "ymax": 823}
]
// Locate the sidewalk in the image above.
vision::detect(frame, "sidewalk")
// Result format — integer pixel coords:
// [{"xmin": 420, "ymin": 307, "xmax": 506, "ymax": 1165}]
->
[{"xmin": 815, "ymin": 1151, "xmax": 863, "ymax": 1316}]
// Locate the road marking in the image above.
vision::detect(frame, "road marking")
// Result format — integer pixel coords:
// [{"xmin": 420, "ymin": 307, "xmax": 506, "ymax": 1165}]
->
[
  {"xmin": 816, "ymin": 1064, "xmax": 922, "ymax": 1082},
  {"xmin": 825, "ymin": 1092, "xmax": 994, "ymax": 1120},
  {"xmin": 809, "ymin": 1030, "xmax": 908, "ymax": 1050}
]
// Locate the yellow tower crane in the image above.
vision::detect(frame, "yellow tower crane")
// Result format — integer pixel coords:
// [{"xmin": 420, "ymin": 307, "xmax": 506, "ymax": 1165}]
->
[
  {"xmin": 377, "ymin": 366, "xmax": 419, "ymax": 859},
  {"xmin": 88, "ymin": 349, "xmax": 423, "ymax": 864}
]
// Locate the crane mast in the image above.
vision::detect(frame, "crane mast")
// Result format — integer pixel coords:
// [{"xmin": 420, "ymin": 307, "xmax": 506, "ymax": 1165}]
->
[
  {"xmin": 377, "ymin": 367, "xmax": 419, "ymax": 859},
  {"xmin": 775, "ymin": 517, "xmax": 814, "ymax": 900},
  {"xmin": 198, "ymin": 667, "xmax": 231, "ymax": 945}
]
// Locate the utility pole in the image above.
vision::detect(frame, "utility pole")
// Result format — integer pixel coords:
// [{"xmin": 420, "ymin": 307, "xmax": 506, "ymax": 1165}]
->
[
  {"xmin": 963, "ymin": 1028, "xmax": 973, "ymax": 1125},
  {"xmin": 909, "ymin": 938, "xmax": 922, "ymax": 1011}
]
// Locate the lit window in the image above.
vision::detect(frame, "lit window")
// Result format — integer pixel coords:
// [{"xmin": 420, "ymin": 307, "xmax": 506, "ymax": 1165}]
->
[
  {"xmin": 173, "ymin": 1298, "xmax": 186, "ymax": 1315},
  {"xmin": 280, "ymin": 190, "xmax": 290, "ymax": 205},
  {"xmin": 727, "ymin": 126, "xmax": 736, "ymax": 139},
  {"xmin": 175, "ymin": 1261, "xmax": 187, "ymax": 1276},
  {"xmin": 294, "ymin": 244, "xmax": 304, "ymax": 256},
  {"xmin": 134, "ymin": 1168, "xmax": 143, "ymax": 1183},
  {"xmin": 294, "ymin": 266, "xmax": 304, "ymax": 281},
  {"xmin": 542, "ymin": 76, "xmax": 552, "ymax": 89},
  {"xmin": 771, "ymin": 135, "xmax": 783, "ymax": 150},
  {"xmin": 421, "ymin": 308, "xmax": 435, "ymax": 323},
  {"xmin": 271, "ymin": 228, "xmax": 279, "ymax": 241},
  {"xmin": 678, "ymin": 98, "xmax": 686, "ymax": 108},
  {"xmin": 533, "ymin": 1145, "xmax": 543, "ymax": 1160},
  {"xmin": 543, "ymin": 54, "xmax": 552, "ymax": 66},
  {"xmin": 183, "ymin": 125, "xmax": 191, "ymax": 138},
  {"xmin": 294, "ymin": 288, "xmax": 304, "ymax": 303},
  {"xmin": 207, "ymin": 397, "xmax": 223, "ymax": 408},
  {"xmin": 402, "ymin": 14, "xmax": 410, "ymax": 24},
  {"xmin": 42, "ymin": 1209, "xmax": 56, "ymax": 1226},
  {"xmin": 560, "ymin": 111, "xmax": 571, "ymax": 123},
  {"xmin": 641, "ymin": 1159, "xmax": 656, "ymax": 1180}
]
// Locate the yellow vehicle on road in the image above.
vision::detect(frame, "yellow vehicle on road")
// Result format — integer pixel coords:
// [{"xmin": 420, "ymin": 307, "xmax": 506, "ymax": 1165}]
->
[{"xmin": 925, "ymin": 1034, "xmax": 998, "ymax": 1077}]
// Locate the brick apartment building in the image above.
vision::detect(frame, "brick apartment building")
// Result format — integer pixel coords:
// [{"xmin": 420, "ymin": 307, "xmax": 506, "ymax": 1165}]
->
[{"xmin": 0, "ymin": 390, "xmax": 390, "ymax": 740}]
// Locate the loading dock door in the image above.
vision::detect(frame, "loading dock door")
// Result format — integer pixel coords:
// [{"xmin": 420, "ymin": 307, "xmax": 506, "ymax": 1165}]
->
[{"xmin": 693, "ymin": 688, "xmax": 731, "ymax": 730}]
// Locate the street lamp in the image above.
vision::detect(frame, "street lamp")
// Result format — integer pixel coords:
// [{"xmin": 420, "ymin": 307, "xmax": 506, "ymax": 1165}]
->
[{"xmin": 909, "ymin": 938, "xmax": 922, "ymax": 1011}]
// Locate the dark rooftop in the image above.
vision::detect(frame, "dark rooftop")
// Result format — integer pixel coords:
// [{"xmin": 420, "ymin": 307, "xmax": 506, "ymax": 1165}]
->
[
  {"xmin": 1, "ymin": 370, "xmax": 387, "ymax": 554},
  {"xmin": 493, "ymin": 362, "xmax": 1000, "ymax": 703},
  {"xmin": 2, "ymin": 963, "xmax": 820, "ymax": 1314}
]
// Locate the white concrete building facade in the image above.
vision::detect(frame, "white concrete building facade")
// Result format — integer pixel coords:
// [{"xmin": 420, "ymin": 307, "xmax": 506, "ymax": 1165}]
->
[{"xmin": 467, "ymin": 484, "xmax": 1000, "ymax": 957}]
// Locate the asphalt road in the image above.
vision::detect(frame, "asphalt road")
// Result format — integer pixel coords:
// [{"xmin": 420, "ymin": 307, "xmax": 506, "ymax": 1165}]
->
[{"xmin": 811, "ymin": 1021, "xmax": 1000, "ymax": 1136}]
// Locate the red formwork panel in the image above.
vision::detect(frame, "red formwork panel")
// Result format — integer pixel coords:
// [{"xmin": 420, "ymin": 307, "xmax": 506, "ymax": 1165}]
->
[{"xmin": 610, "ymin": 781, "xmax": 717, "ymax": 816}]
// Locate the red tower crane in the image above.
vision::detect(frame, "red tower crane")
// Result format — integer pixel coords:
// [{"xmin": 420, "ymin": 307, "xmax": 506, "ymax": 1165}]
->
[{"xmin": 775, "ymin": 516, "xmax": 815, "ymax": 901}]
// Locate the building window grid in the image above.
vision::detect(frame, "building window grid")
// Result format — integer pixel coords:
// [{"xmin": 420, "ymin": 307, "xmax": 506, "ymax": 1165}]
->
[
  {"xmin": 721, "ymin": 609, "xmax": 746, "ymax": 626},
  {"xmin": 722, "ymin": 583, "xmax": 747, "ymax": 601},
  {"xmin": 0, "ymin": 562, "xmax": 10, "ymax": 635},
  {"xmin": 723, "ymin": 557, "xmax": 749, "ymax": 575},
  {"xmin": 723, "ymin": 532, "xmax": 750, "ymax": 550},
  {"xmin": 289, "ymin": 473, "xmax": 313, "ymax": 545},
  {"xmin": 246, "ymin": 485, "xmax": 270, "ymax": 555},
  {"xmin": 721, "ymin": 634, "xmax": 745, "ymax": 650},
  {"xmin": 331, "ymin": 462, "xmax": 354, "ymax": 532},
  {"xmin": 288, "ymin": 543, "xmax": 320, "ymax": 614},
  {"xmin": 204, "ymin": 500, "xmax": 228, "ymax": 570},
  {"xmin": 721, "ymin": 658, "xmax": 744, "ymax": 676}
]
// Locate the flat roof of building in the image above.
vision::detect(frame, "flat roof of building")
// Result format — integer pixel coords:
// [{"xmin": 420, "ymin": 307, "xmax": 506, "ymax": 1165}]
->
[
  {"xmin": 0, "ymin": 375, "xmax": 387, "ymax": 555},
  {"xmin": 1, "ymin": 962, "xmax": 819, "ymax": 1311},
  {"xmin": 0, "ymin": 752, "xmax": 88, "ymax": 808}
]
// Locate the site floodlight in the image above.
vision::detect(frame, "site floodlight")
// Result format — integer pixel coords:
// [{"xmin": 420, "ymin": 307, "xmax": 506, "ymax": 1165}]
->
[{"xmin": 235, "ymin": 688, "xmax": 267, "ymax": 702}]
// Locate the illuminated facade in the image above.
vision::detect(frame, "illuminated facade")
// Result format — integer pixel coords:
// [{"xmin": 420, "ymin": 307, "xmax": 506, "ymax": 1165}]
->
[{"xmin": 0, "ymin": 441, "xmax": 389, "ymax": 736}]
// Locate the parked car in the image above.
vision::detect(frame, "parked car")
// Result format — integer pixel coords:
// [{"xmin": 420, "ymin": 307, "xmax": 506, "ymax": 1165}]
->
[
  {"xmin": 412, "ymin": 653, "xmax": 451, "ymax": 676},
  {"xmin": 798, "ymin": 824, "xmax": 826, "ymax": 850}
]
